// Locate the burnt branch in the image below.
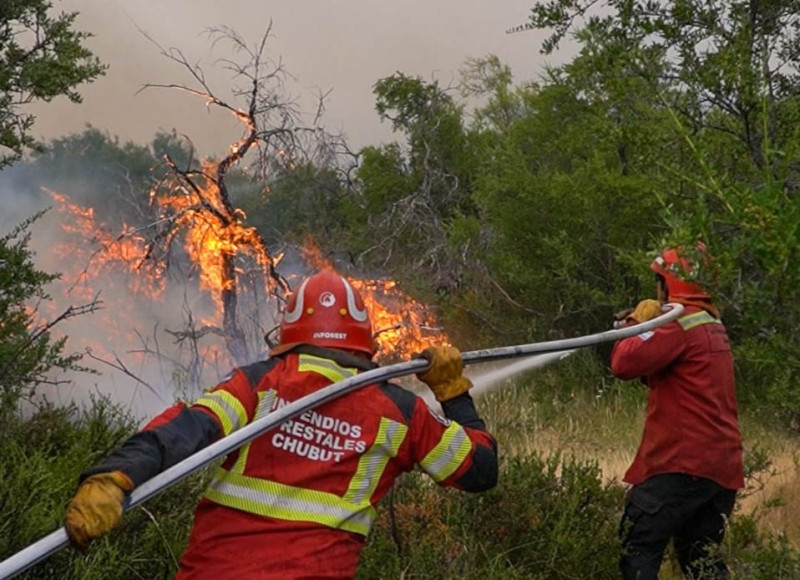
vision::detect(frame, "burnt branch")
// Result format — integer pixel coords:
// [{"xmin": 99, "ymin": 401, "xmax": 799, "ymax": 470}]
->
[
  {"xmin": 83, "ymin": 348, "xmax": 165, "ymax": 403},
  {"xmin": 0, "ymin": 295, "xmax": 103, "ymax": 388},
  {"xmin": 26, "ymin": 296, "xmax": 103, "ymax": 351}
]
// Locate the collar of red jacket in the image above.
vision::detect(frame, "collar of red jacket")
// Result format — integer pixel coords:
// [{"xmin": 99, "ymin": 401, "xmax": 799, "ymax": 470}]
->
[{"xmin": 672, "ymin": 297, "xmax": 720, "ymax": 319}]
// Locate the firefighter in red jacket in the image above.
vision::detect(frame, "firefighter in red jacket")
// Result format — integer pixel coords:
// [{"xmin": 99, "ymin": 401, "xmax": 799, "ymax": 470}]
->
[
  {"xmin": 64, "ymin": 270, "xmax": 498, "ymax": 579},
  {"xmin": 611, "ymin": 244, "xmax": 744, "ymax": 580}
]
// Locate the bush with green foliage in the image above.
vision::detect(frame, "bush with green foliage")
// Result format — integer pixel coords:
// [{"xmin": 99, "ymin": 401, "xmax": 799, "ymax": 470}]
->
[
  {"xmin": 0, "ymin": 397, "xmax": 213, "ymax": 580},
  {"xmin": 0, "ymin": 214, "xmax": 84, "ymax": 415},
  {"xmin": 0, "ymin": 0, "xmax": 106, "ymax": 167},
  {"xmin": 359, "ymin": 452, "xmax": 624, "ymax": 579}
]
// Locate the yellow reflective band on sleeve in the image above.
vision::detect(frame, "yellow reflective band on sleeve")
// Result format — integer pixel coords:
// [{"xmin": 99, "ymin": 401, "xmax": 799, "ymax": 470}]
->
[
  {"xmin": 298, "ymin": 354, "xmax": 357, "ymax": 384},
  {"xmin": 192, "ymin": 390, "xmax": 248, "ymax": 437},
  {"xmin": 344, "ymin": 418, "xmax": 408, "ymax": 506},
  {"xmin": 231, "ymin": 389, "xmax": 278, "ymax": 474},
  {"xmin": 678, "ymin": 311, "xmax": 721, "ymax": 331},
  {"xmin": 419, "ymin": 421, "xmax": 472, "ymax": 483},
  {"xmin": 204, "ymin": 469, "xmax": 376, "ymax": 536}
]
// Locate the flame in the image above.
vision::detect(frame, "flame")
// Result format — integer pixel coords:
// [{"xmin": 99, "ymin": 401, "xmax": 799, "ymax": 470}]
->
[
  {"xmin": 48, "ymin": 190, "xmax": 166, "ymax": 302},
  {"xmin": 154, "ymin": 160, "xmax": 274, "ymax": 308},
  {"xmin": 43, "ymin": 190, "xmax": 173, "ymax": 371},
  {"xmin": 42, "ymin": 186, "xmax": 250, "ymax": 405}
]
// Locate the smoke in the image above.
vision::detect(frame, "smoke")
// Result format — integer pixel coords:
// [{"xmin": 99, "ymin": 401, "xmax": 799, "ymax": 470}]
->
[
  {"xmin": 0, "ymin": 165, "xmax": 50, "ymax": 228},
  {"xmin": 27, "ymin": 1, "xmax": 571, "ymax": 156},
  {"xmin": 1, "ymin": 167, "xmax": 280, "ymax": 422},
  {"xmin": 0, "ymin": 155, "xmax": 450, "ymax": 423},
  {"xmin": 2, "ymin": 0, "xmax": 588, "ymax": 424},
  {"xmin": 3, "ymin": 160, "xmax": 571, "ymax": 423}
]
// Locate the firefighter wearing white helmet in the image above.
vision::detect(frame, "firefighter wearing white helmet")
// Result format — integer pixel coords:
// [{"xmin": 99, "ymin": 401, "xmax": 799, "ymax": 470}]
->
[
  {"xmin": 64, "ymin": 269, "xmax": 498, "ymax": 579},
  {"xmin": 611, "ymin": 244, "xmax": 743, "ymax": 579}
]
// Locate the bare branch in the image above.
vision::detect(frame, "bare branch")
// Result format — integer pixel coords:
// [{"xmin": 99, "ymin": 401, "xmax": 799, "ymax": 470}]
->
[{"xmin": 83, "ymin": 348, "xmax": 165, "ymax": 403}]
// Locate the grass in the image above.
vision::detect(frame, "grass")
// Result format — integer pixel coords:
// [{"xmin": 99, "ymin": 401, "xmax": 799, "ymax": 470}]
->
[
  {"xmin": 735, "ymin": 419, "xmax": 800, "ymax": 546},
  {"xmin": 472, "ymin": 350, "xmax": 646, "ymax": 479},
  {"xmin": 404, "ymin": 347, "xmax": 800, "ymax": 552}
]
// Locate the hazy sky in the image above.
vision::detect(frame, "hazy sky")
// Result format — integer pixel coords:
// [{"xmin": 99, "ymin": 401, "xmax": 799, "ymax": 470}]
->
[{"xmin": 29, "ymin": 0, "xmax": 568, "ymax": 156}]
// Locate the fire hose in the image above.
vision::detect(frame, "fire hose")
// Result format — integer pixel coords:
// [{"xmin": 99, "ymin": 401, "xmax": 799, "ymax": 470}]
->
[{"xmin": 0, "ymin": 304, "xmax": 683, "ymax": 579}]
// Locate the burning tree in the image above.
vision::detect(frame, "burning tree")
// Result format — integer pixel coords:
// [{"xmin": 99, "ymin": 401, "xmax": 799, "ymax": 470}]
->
[
  {"xmin": 34, "ymin": 25, "xmax": 447, "ymax": 409},
  {"xmin": 134, "ymin": 25, "xmax": 353, "ymax": 369}
]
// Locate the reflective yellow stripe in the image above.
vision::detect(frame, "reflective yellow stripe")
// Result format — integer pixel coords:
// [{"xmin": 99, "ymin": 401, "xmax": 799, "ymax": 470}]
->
[
  {"xmin": 193, "ymin": 390, "xmax": 248, "ymax": 436},
  {"xmin": 298, "ymin": 354, "xmax": 357, "ymax": 383},
  {"xmin": 202, "ymin": 358, "xmax": 401, "ymax": 536},
  {"xmin": 678, "ymin": 311, "xmax": 721, "ymax": 331},
  {"xmin": 344, "ymin": 418, "xmax": 408, "ymax": 505},
  {"xmin": 419, "ymin": 422, "xmax": 472, "ymax": 482},
  {"xmin": 204, "ymin": 469, "xmax": 375, "ymax": 536},
  {"xmin": 232, "ymin": 389, "xmax": 278, "ymax": 474}
]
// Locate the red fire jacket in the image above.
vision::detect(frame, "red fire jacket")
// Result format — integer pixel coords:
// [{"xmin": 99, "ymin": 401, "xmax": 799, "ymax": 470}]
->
[
  {"xmin": 82, "ymin": 345, "xmax": 498, "ymax": 579},
  {"xmin": 610, "ymin": 306, "xmax": 744, "ymax": 490}
]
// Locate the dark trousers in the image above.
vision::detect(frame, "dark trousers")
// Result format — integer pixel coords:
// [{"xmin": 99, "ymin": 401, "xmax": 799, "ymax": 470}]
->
[{"xmin": 619, "ymin": 473, "xmax": 737, "ymax": 580}]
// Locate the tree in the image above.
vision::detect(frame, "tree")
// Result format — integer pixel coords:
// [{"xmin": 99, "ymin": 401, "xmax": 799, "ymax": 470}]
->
[
  {"xmin": 528, "ymin": 0, "xmax": 800, "ymax": 174},
  {"xmin": 522, "ymin": 0, "xmax": 800, "ymax": 423},
  {"xmin": 128, "ymin": 25, "xmax": 352, "ymax": 370},
  {"xmin": 0, "ymin": 213, "xmax": 93, "ymax": 415},
  {"xmin": 355, "ymin": 74, "xmax": 482, "ymax": 296},
  {"xmin": 467, "ymin": 57, "xmax": 671, "ymax": 340},
  {"xmin": 237, "ymin": 161, "xmax": 352, "ymax": 247},
  {"xmin": 30, "ymin": 126, "xmax": 163, "ymax": 225},
  {"xmin": 0, "ymin": 0, "xmax": 106, "ymax": 168}
]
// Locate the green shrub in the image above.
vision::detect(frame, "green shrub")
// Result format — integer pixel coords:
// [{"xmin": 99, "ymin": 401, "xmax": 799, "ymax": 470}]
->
[
  {"xmin": 725, "ymin": 513, "xmax": 800, "ymax": 579},
  {"xmin": 0, "ymin": 396, "xmax": 211, "ymax": 580},
  {"xmin": 359, "ymin": 452, "xmax": 623, "ymax": 579}
]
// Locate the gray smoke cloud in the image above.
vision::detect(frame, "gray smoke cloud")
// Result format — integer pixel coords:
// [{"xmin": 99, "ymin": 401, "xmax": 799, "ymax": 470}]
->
[{"xmin": 0, "ymin": 166, "xmax": 281, "ymax": 422}]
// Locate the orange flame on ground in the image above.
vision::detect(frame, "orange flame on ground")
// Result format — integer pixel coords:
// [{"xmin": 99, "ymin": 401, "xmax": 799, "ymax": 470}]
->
[
  {"xmin": 45, "ymin": 188, "xmax": 240, "ymax": 386},
  {"xmin": 49, "ymin": 190, "xmax": 166, "ymax": 302},
  {"xmin": 40, "ymin": 180, "xmax": 446, "ymax": 415}
]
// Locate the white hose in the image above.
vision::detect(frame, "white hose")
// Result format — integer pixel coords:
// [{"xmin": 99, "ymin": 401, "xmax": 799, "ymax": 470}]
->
[{"xmin": 0, "ymin": 304, "xmax": 683, "ymax": 578}]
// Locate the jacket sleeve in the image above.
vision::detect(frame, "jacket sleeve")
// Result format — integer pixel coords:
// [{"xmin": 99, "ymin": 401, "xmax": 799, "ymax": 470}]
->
[
  {"xmin": 409, "ymin": 392, "xmax": 498, "ymax": 492},
  {"xmin": 80, "ymin": 368, "xmax": 260, "ymax": 488},
  {"xmin": 610, "ymin": 322, "xmax": 687, "ymax": 380},
  {"xmin": 80, "ymin": 403, "xmax": 222, "ymax": 487}
]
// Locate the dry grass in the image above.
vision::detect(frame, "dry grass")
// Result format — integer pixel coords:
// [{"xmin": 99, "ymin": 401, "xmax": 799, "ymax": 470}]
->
[
  {"xmin": 736, "ymin": 420, "xmax": 800, "ymax": 546},
  {"xmin": 472, "ymin": 361, "xmax": 800, "ymax": 550}
]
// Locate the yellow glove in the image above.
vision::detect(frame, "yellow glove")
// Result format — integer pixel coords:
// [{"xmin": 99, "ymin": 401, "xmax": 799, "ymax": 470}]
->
[
  {"xmin": 627, "ymin": 299, "xmax": 663, "ymax": 324},
  {"xmin": 64, "ymin": 471, "xmax": 133, "ymax": 551},
  {"xmin": 416, "ymin": 345, "xmax": 472, "ymax": 402}
]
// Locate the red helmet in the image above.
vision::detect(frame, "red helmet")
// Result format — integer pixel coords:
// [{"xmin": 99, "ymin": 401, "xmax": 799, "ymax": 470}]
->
[
  {"xmin": 271, "ymin": 271, "xmax": 375, "ymax": 356},
  {"xmin": 650, "ymin": 242, "xmax": 710, "ymax": 300}
]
